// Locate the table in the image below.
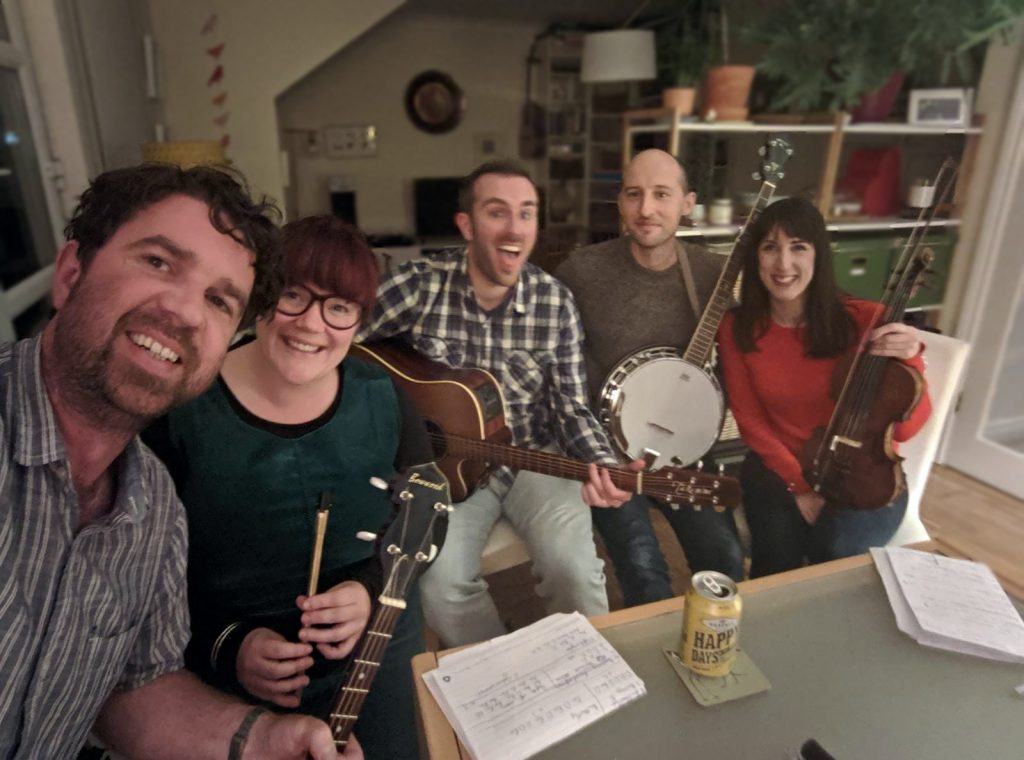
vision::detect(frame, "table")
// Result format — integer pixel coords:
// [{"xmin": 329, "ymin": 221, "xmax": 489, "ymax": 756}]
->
[{"xmin": 412, "ymin": 551, "xmax": 1024, "ymax": 759}]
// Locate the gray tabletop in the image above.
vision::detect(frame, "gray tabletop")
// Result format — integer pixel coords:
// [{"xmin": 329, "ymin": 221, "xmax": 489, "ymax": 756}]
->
[{"xmin": 535, "ymin": 563, "xmax": 1024, "ymax": 760}]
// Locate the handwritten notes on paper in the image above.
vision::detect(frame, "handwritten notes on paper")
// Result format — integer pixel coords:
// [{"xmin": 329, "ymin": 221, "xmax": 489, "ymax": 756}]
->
[
  {"xmin": 872, "ymin": 546, "xmax": 1024, "ymax": 663},
  {"xmin": 422, "ymin": 612, "xmax": 646, "ymax": 760}
]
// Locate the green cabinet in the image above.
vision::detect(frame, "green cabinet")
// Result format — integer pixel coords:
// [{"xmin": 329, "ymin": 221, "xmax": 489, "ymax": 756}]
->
[
  {"xmin": 831, "ymin": 234, "xmax": 894, "ymax": 301},
  {"xmin": 831, "ymin": 231, "xmax": 956, "ymax": 309}
]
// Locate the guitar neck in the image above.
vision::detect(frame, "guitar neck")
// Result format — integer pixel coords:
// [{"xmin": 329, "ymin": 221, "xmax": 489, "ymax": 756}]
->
[
  {"xmin": 326, "ymin": 601, "xmax": 403, "ymax": 749},
  {"xmin": 683, "ymin": 180, "xmax": 776, "ymax": 368},
  {"xmin": 433, "ymin": 433, "xmax": 732, "ymax": 509},
  {"xmin": 439, "ymin": 433, "xmax": 639, "ymax": 490}
]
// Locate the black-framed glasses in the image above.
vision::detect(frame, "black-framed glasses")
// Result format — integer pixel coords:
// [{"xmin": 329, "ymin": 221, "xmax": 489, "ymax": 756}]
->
[{"xmin": 276, "ymin": 285, "xmax": 361, "ymax": 329}]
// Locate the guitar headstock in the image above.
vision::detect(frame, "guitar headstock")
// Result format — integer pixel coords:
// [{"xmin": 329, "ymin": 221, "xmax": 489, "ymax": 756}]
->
[
  {"xmin": 643, "ymin": 464, "xmax": 743, "ymax": 512},
  {"xmin": 373, "ymin": 462, "xmax": 452, "ymax": 603},
  {"xmin": 754, "ymin": 134, "xmax": 794, "ymax": 184}
]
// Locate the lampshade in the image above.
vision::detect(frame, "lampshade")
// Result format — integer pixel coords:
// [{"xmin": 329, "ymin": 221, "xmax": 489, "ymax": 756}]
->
[{"xmin": 580, "ymin": 29, "xmax": 657, "ymax": 83}]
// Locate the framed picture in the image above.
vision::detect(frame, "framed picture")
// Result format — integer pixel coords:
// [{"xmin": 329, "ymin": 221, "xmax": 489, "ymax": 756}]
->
[{"xmin": 907, "ymin": 88, "xmax": 973, "ymax": 128}]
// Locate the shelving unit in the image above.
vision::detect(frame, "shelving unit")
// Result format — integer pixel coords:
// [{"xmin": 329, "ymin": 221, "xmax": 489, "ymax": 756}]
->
[
  {"xmin": 621, "ymin": 108, "xmax": 982, "ymax": 217},
  {"xmin": 534, "ymin": 34, "xmax": 651, "ymax": 251},
  {"xmin": 620, "ymin": 109, "xmax": 984, "ymax": 318}
]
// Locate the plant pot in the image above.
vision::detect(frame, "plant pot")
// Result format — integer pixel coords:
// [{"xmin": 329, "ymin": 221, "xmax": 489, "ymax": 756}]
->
[
  {"xmin": 701, "ymin": 65, "xmax": 755, "ymax": 121},
  {"xmin": 661, "ymin": 87, "xmax": 696, "ymax": 115},
  {"xmin": 850, "ymin": 71, "xmax": 905, "ymax": 123}
]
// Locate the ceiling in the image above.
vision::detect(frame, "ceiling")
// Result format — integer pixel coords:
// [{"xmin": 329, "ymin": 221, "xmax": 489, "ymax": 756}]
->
[{"xmin": 403, "ymin": 0, "xmax": 678, "ymax": 28}]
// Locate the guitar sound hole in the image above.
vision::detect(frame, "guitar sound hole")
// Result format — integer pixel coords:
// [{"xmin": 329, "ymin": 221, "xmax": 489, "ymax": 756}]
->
[{"xmin": 424, "ymin": 420, "xmax": 448, "ymax": 458}]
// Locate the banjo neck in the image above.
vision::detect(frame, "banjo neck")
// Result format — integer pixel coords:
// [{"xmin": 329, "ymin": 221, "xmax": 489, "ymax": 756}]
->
[
  {"xmin": 327, "ymin": 599, "xmax": 404, "ymax": 750},
  {"xmin": 682, "ymin": 179, "xmax": 776, "ymax": 369}
]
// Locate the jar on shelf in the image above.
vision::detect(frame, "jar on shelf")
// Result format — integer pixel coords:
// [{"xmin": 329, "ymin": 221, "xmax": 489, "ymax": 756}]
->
[{"xmin": 709, "ymin": 198, "xmax": 734, "ymax": 226}]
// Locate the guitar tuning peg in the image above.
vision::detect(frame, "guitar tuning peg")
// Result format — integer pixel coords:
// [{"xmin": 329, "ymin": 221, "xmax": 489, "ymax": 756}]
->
[
  {"xmin": 752, "ymin": 171, "xmax": 762, "ymax": 181},
  {"xmin": 369, "ymin": 477, "xmax": 388, "ymax": 491},
  {"xmin": 356, "ymin": 531, "xmax": 377, "ymax": 542},
  {"xmin": 399, "ymin": 489, "xmax": 413, "ymax": 502},
  {"xmin": 428, "ymin": 544, "xmax": 439, "ymax": 562},
  {"xmin": 777, "ymin": 171, "xmax": 785, "ymax": 179},
  {"xmin": 671, "ymin": 456, "xmax": 684, "ymax": 466},
  {"xmin": 718, "ymin": 463, "xmax": 725, "ymax": 475},
  {"xmin": 696, "ymin": 460, "xmax": 704, "ymax": 471}
]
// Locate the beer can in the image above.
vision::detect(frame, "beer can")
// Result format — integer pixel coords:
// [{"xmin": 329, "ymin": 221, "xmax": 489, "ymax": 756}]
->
[{"xmin": 679, "ymin": 570, "xmax": 742, "ymax": 677}]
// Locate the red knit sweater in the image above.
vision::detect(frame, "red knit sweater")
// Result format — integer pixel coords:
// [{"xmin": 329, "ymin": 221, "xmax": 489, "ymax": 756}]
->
[{"xmin": 717, "ymin": 298, "xmax": 932, "ymax": 494}]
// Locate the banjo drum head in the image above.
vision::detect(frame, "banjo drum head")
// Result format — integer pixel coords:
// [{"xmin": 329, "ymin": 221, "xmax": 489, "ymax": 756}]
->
[{"xmin": 602, "ymin": 355, "xmax": 723, "ymax": 467}]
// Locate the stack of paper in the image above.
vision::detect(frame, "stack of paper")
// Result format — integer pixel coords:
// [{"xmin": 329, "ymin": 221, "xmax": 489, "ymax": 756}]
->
[
  {"xmin": 872, "ymin": 546, "xmax": 1024, "ymax": 663},
  {"xmin": 422, "ymin": 612, "xmax": 646, "ymax": 760}
]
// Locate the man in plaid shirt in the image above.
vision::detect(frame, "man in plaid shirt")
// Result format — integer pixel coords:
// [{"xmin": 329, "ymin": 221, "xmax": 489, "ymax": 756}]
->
[{"xmin": 360, "ymin": 161, "xmax": 639, "ymax": 647}]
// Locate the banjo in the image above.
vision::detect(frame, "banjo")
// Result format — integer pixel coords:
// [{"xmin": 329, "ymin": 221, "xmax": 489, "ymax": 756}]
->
[{"xmin": 598, "ymin": 136, "xmax": 793, "ymax": 468}]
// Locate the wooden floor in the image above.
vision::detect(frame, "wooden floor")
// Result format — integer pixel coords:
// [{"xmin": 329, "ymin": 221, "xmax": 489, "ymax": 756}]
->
[{"xmin": 488, "ymin": 464, "xmax": 1024, "ymax": 630}]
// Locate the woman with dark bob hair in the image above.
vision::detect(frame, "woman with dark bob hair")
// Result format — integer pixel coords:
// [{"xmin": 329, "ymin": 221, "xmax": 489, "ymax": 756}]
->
[
  {"xmin": 145, "ymin": 215, "xmax": 433, "ymax": 758},
  {"xmin": 717, "ymin": 197, "xmax": 932, "ymax": 578}
]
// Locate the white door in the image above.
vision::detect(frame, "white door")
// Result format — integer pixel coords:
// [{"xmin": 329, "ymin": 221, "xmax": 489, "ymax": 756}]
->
[
  {"xmin": 0, "ymin": 4, "xmax": 65, "ymax": 340},
  {"xmin": 943, "ymin": 64, "xmax": 1024, "ymax": 499}
]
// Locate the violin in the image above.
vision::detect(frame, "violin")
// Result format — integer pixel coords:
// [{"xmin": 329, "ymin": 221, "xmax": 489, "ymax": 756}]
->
[{"xmin": 799, "ymin": 159, "xmax": 957, "ymax": 509}]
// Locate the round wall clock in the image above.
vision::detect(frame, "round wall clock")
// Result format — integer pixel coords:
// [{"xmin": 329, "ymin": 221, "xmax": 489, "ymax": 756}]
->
[{"xmin": 404, "ymin": 70, "xmax": 465, "ymax": 134}]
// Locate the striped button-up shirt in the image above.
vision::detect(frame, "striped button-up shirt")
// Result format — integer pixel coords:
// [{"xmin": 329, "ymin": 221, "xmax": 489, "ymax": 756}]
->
[
  {"xmin": 359, "ymin": 250, "xmax": 617, "ymax": 488},
  {"xmin": 0, "ymin": 338, "xmax": 189, "ymax": 759}
]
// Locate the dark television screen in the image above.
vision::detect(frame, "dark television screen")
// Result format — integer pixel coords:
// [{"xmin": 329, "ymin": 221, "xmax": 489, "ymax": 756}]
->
[
  {"xmin": 330, "ymin": 191, "xmax": 357, "ymax": 227},
  {"xmin": 413, "ymin": 177, "xmax": 461, "ymax": 238}
]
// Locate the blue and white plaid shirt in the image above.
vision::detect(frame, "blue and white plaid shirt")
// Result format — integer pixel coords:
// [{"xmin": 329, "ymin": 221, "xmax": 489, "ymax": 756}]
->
[{"xmin": 359, "ymin": 250, "xmax": 618, "ymax": 487}]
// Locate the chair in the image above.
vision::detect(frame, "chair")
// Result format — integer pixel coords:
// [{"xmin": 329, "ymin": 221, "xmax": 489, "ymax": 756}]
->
[
  {"xmin": 887, "ymin": 332, "xmax": 971, "ymax": 547},
  {"xmin": 480, "ymin": 517, "xmax": 531, "ymax": 575}
]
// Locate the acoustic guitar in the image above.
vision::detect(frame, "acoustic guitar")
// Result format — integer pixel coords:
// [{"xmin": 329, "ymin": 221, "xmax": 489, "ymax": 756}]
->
[{"xmin": 350, "ymin": 342, "xmax": 741, "ymax": 512}]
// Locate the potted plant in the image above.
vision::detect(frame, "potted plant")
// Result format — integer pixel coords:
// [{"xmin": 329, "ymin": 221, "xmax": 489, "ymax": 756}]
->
[
  {"xmin": 744, "ymin": 0, "xmax": 1023, "ymax": 121},
  {"xmin": 900, "ymin": 0, "xmax": 1024, "ymax": 87},
  {"xmin": 741, "ymin": 0, "xmax": 910, "ymax": 118},
  {"xmin": 701, "ymin": 3, "xmax": 756, "ymax": 121},
  {"xmin": 655, "ymin": 0, "xmax": 715, "ymax": 114}
]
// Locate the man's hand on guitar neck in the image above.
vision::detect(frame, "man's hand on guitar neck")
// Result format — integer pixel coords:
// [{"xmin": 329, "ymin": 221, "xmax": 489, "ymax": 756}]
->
[{"xmin": 583, "ymin": 459, "xmax": 645, "ymax": 508}]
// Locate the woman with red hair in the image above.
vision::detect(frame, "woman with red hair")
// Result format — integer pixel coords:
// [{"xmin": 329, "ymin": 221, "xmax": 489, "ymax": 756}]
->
[{"xmin": 146, "ymin": 215, "xmax": 432, "ymax": 759}]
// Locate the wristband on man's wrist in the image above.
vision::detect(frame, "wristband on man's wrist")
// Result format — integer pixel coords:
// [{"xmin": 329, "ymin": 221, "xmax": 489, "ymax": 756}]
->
[{"xmin": 228, "ymin": 706, "xmax": 267, "ymax": 760}]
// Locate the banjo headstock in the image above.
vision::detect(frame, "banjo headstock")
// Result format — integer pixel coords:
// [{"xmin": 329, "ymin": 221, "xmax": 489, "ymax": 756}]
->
[
  {"xmin": 373, "ymin": 462, "xmax": 452, "ymax": 602},
  {"xmin": 754, "ymin": 134, "xmax": 794, "ymax": 184}
]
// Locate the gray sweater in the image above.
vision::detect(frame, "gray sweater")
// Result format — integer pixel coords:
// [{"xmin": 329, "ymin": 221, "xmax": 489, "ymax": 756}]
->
[{"xmin": 555, "ymin": 235, "xmax": 724, "ymax": 405}]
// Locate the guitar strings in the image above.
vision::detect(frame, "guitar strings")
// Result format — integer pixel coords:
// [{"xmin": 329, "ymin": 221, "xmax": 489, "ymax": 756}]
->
[
  {"xmin": 426, "ymin": 432, "xmax": 726, "ymax": 503},
  {"xmin": 329, "ymin": 505, "xmax": 446, "ymax": 743}
]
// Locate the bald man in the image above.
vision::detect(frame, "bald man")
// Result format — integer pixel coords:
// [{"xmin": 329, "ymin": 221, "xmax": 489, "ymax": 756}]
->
[{"xmin": 556, "ymin": 149, "xmax": 745, "ymax": 605}]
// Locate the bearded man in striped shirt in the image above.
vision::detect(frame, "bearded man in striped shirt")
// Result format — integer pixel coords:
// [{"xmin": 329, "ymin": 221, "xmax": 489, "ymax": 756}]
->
[{"xmin": 0, "ymin": 164, "xmax": 357, "ymax": 760}]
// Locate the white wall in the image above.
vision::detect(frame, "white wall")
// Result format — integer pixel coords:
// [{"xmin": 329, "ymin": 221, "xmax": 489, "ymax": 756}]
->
[
  {"xmin": 147, "ymin": 0, "xmax": 405, "ymax": 209},
  {"xmin": 940, "ymin": 24, "xmax": 1024, "ymax": 334},
  {"xmin": 277, "ymin": 10, "xmax": 541, "ymax": 234}
]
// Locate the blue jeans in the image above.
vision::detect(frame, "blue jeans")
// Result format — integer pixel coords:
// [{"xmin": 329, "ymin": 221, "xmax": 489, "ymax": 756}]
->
[
  {"xmin": 741, "ymin": 452, "xmax": 908, "ymax": 579},
  {"xmin": 592, "ymin": 494, "xmax": 745, "ymax": 607},
  {"xmin": 420, "ymin": 471, "xmax": 608, "ymax": 647}
]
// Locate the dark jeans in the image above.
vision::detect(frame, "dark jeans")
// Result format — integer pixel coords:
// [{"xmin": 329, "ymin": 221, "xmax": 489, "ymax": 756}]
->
[
  {"xmin": 301, "ymin": 587, "xmax": 424, "ymax": 759},
  {"xmin": 741, "ymin": 452, "xmax": 908, "ymax": 579},
  {"xmin": 592, "ymin": 494, "xmax": 745, "ymax": 607}
]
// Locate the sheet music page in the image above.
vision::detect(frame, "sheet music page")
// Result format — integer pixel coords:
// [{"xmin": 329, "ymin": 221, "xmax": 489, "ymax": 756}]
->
[
  {"xmin": 876, "ymin": 547, "xmax": 1024, "ymax": 662},
  {"xmin": 423, "ymin": 612, "xmax": 646, "ymax": 760}
]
